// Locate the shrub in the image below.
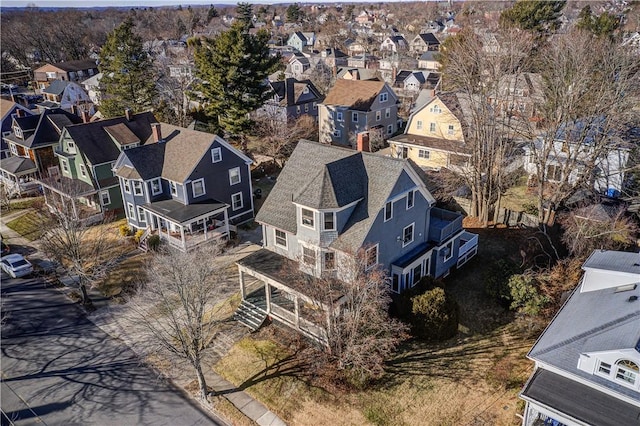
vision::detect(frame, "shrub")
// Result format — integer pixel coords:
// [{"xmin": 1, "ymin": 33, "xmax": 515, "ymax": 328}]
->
[
  {"xmin": 134, "ymin": 229, "xmax": 145, "ymax": 243},
  {"xmin": 508, "ymin": 274, "xmax": 549, "ymax": 316},
  {"xmin": 119, "ymin": 224, "xmax": 132, "ymax": 237},
  {"xmin": 410, "ymin": 287, "xmax": 459, "ymax": 341},
  {"xmin": 147, "ymin": 234, "xmax": 161, "ymax": 251},
  {"xmin": 484, "ymin": 259, "xmax": 520, "ymax": 305},
  {"xmin": 521, "ymin": 202, "xmax": 538, "ymax": 216}
]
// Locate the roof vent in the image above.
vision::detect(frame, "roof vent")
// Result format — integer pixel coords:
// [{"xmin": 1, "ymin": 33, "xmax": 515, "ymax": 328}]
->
[
  {"xmin": 629, "ymin": 295, "xmax": 638, "ymax": 302},
  {"xmin": 615, "ymin": 284, "xmax": 637, "ymax": 293}
]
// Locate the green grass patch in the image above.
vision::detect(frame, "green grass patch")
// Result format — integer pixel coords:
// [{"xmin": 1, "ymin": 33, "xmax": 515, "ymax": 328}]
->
[
  {"xmin": 6, "ymin": 196, "xmax": 44, "ymax": 211},
  {"xmin": 6, "ymin": 211, "xmax": 47, "ymax": 241},
  {"xmin": 96, "ymin": 252, "xmax": 149, "ymax": 298}
]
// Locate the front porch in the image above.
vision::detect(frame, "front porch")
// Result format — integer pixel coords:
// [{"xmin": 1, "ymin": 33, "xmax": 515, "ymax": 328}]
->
[
  {"xmin": 37, "ymin": 175, "xmax": 104, "ymax": 223},
  {"xmin": 141, "ymin": 198, "xmax": 234, "ymax": 252},
  {"xmin": 0, "ymin": 156, "xmax": 39, "ymax": 197},
  {"xmin": 237, "ymin": 249, "xmax": 347, "ymax": 346}
]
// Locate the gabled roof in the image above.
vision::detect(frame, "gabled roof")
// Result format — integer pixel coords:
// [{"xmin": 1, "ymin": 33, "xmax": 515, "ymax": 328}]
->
[
  {"xmin": 17, "ymin": 109, "xmax": 82, "ymax": 149},
  {"xmin": 104, "ymin": 123, "xmax": 140, "ymax": 146},
  {"xmin": 416, "ymin": 33, "xmax": 440, "ymax": 45},
  {"xmin": 64, "ymin": 111, "xmax": 157, "ymax": 165},
  {"xmin": 1, "ymin": 100, "xmax": 33, "ymax": 124},
  {"xmin": 42, "ymin": 80, "xmax": 71, "ymax": 96},
  {"xmin": 269, "ymin": 78, "xmax": 323, "ymax": 107},
  {"xmin": 256, "ymin": 140, "xmax": 435, "ymax": 253},
  {"xmin": 0, "ymin": 156, "xmax": 37, "ymax": 176},
  {"xmin": 35, "ymin": 59, "xmax": 98, "ymax": 73},
  {"xmin": 322, "ymin": 79, "xmax": 388, "ymax": 111}
]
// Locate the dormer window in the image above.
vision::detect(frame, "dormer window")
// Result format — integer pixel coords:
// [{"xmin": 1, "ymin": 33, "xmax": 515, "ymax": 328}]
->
[
  {"xmin": 301, "ymin": 208, "xmax": 315, "ymax": 229},
  {"xmin": 133, "ymin": 181, "xmax": 144, "ymax": 196},
  {"xmin": 303, "ymin": 86, "xmax": 309, "ymax": 94},
  {"xmin": 150, "ymin": 178, "xmax": 162, "ymax": 195},
  {"xmin": 323, "ymin": 212, "xmax": 335, "ymax": 231},
  {"xmin": 13, "ymin": 126, "xmax": 22, "ymax": 139},
  {"xmin": 170, "ymin": 181, "xmax": 177, "ymax": 196},
  {"xmin": 379, "ymin": 92, "xmax": 388, "ymax": 103},
  {"xmin": 615, "ymin": 360, "xmax": 638, "ymax": 386}
]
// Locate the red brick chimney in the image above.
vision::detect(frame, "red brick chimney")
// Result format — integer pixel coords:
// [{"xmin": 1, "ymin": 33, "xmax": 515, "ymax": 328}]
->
[
  {"xmin": 351, "ymin": 69, "xmax": 359, "ymax": 80},
  {"xmin": 81, "ymin": 110, "xmax": 90, "ymax": 123},
  {"xmin": 15, "ymin": 108, "xmax": 24, "ymax": 118},
  {"xmin": 151, "ymin": 122, "xmax": 162, "ymax": 143},
  {"xmin": 124, "ymin": 108, "xmax": 132, "ymax": 121},
  {"xmin": 356, "ymin": 132, "xmax": 370, "ymax": 152}
]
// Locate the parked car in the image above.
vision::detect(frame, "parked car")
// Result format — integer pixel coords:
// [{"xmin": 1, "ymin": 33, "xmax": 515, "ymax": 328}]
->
[{"xmin": 1, "ymin": 254, "xmax": 33, "ymax": 278}]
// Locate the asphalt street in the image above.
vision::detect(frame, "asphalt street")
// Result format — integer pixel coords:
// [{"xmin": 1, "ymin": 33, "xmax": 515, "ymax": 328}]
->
[{"xmin": 1, "ymin": 274, "xmax": 226, "ymax": 426}]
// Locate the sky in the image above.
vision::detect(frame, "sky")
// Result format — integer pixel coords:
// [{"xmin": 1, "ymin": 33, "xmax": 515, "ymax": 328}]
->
[{"xmin": 1, "ymin": 0, "xmax": 397, "ymax": 7}]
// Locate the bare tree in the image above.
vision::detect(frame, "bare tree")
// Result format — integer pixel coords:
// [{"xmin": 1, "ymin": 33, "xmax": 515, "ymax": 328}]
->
[
  {"xmin": 524, "ymin": 30, "xmax": 640, "ymax": 223},
  {"xmin": 253, "ymin": 112, "xmax": 318, "ymax": 167},
  {"xmin": 124, "ymin": 243, "xmax": 233, "ymax": 401}
]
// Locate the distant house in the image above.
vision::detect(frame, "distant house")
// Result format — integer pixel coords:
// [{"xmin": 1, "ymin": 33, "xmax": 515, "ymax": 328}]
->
[
  {"xmin": 39, "ymin": 80, "xmax": 93, "ymax": 113},
  {"xmin": 336, "ymin": 67, "xmax": 379, "ymax": 81},
  {"xmin": 380, "ymin": 35, "xmax": 408, "ymax": 53},
  {"xmin": 0, "ymin": 99, "xmax": 32, "ymax": 141},
  {"xmin": 258, "ymin": 78, "xmax": 324, "ymax": 122},
  {"xmin": 38, "ymin": 110, "xmax": 157, "ymax": 221},
  {"xmin": 410, "ymin": 33, "xmax": 441, "ymax": 54},
  {"xmin": 113, "ymin": 123, "xmax": 254, "ymax": 251},
  {"xmin": 417, "ymin": 51, "xmax": 441, "ymax": 71},
  {"xmin": 33, "ymin": 59, "xmax": 99, "ymax": 91},
  {"xmin": 235, "ymin": 140, "xmax": 478, "ymax": 344},
  {"xmin": 347, "ymin": 54, "xmax": 379, "ymax": 69},
  {"xmin": 287, "ymin": 31, "xmax": 316, "ymax": 52},
  {"xmin": 388, "ymin": 93, "xmax": 471, "ymax": 172},
  {"xmin": 318, "ymin": 79, "xmax": 399, "ymax": 146},
  {"xmin": 318, "ymin": 48, "xmax": 348, "ymax": 69},
  {"xmin": 393, "ymin": 70, "xmax": 440, "ymax": 94},
  {"xmin": 355, "ymin": 10, "xmax": 374, "ymax": 25},
  {"xmin": 81, "ymin": 72, "xmax": 103, "ymax": 105},
  {"xmin": 288, "ymin": 53, "xmax": 311, "ymax": 79},
  {"xmin": 422, "ymin": 20, "xmax": 444, "ymax": 33},
  {"xmin": 489, "ymin": 73, "xmax": 544, "ymax": 120},
  {"xmin": 520, "ymin": 250, "xmax": 640, "ymax": 426}
]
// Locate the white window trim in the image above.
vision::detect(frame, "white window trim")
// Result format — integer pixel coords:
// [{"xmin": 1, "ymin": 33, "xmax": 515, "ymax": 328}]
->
[
  {"xmin": 127, "ymin": 202, "xmax": 135, "ymax": 219},
  {"xmin": 336, "ymin": 111, "xmax": 344, "ymax": 122},
  {"xmin": 137, "ymin": 206, "xmax": 146, "ymax": 223},
  {"xmin": 150, "ymin": 178, "xmax": 162, "ymax": 195},
  {"xmin": 323, "ymin": 211, "xmax": 335, "ymax": 231},
  {"xmin": 366, "ymin": 244, "xmax": 379, "ymax": 270},
  {"xmin": 79, "ymin": 164, "xmax": 87, "ymax": 178},
  {"xmin": 416, "ymin": 120, "xmax": 423, "ymax": 130},
  {"xmin": 274, "ymin": 229, "xmax": 287, "ymax": 248},
  {"xmin": 169, "ymin": 181, "xmax": 178, "ymax": 196},
  {"xmin": 406, "ymin": 190, "xmax": 414, "ymax": 209},
  {"xmin": 229, "ymin": 167, "xmax": 241, "ymax": 185},
  {"xmin": 192, "ymin": 178, "xmax": 206, "ymax": 198},
  {"xmin": 387, "ymin": 124, "xmax": 393, "ymax": 135},
  {"xmin": 376, "ymin": 110, "xmax": 381, "ymax": 121},
  {"xmin": 302, "ymin": 245, "xmax": 316, "ymax": 267},
  {"xmin": 301, "ymin": 207, "xmax": 315, "ymax": 229},
  {"xmin": 323, "ymin": 251, "xmax": 336, "ymax": 271},
  {"xmin": 231, "ymin": 192, "xmax": 243, "ymax": 211},
  {"xmin": 379, "ymin": 92, "xmax": 388, "ymax": 103},
  {"xmin": 352, "ymin": 112, "xmax": 358, "ymax": 122},
  {"xmin": 448, "ymin": 124, "xmax": 454, "ymax": 135},
  {"xmin": 384, "ymin": 201, "xmax": 393, "ymax": 222},
  {"xmin": 61, "ymin": 159, "xmax": 69, "ymax": 173},
  {"xmin": 429, "ymin": 123, "xmax": 436, "ymax": 133},
  {"xmin": 333, "ymin": 129, "xmax": 341, "ymax": 138},
  {"xmin": 133, "ymin": 180, "xmax": 144, "ymax": 196},
  {"xmin": 402, "ymin": 223, "xmax": 414, "ymax": 247},
  {"xmin": 419, "ymin": 149, "xmax": 430, "ymax": 159},
  {"xmin": 211, "ymin": 147, "xmax": 222, "ymax": 163},
  {"xmin": 100, "ymin": 190, "xmax": 111, "ymax": 206},
  {"xmin": 123, "ymin": 178, "xmax": 131, "ymax": 194},
  {"xmin": 385, "ymin": 107, "xmax": 390, "ymax": 118},
  {"xmin": 443, "ymin": 240, "xmax": 454, "ymax": 262}
]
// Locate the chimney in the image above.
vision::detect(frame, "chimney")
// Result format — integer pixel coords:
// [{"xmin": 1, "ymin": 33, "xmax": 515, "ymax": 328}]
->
[
  {"xmin": 124, "ymin": 108, "xmax": 132, "ymax": 121},
  {"xmin": 10, "ymin": 93, "xmax": 16, "ymax": 103},
  {"xmin": 16, "ymin": 109, "xmax": 25, "ymax": 118},
  {"xmin": 351, "ymin": 69, "xmax": 359, "ymax": 80},
  {"xmin": 392, "ymin": 66, "xmax": 397, "ymax": 81},
  {"xmin": 356, "ymin": 132, "xmax": 370, "ymax": 152},
  {"xmin": 151, "ymin": 122, "xmax": 162, "ymax": 143},
  {"xmin": 70, "ymin": 104, "xmax": 78, "ymax": 116},
  {"xmin": 81, "ymin": 110, "xmax": 90, "ymax": 123},
  {"xmin": 332, "ymin": 64, "xmax": 337, "ymax": 77}
]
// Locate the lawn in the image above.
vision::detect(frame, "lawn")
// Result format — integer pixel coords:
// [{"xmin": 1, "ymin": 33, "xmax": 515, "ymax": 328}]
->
[
  {"xmin": 4, "ymin": 196, "xmax": 44, "ymax": 211},
  {"xmin": 213, "ymin": 227, "xmax": 538, "ymax": 425},
  {"xmin": 501, "ymin": 177, "xmax": 537, "ymax": 212},
  {"xmin": 6, "ymin": 210, "xmax": 48, "ymax": 241}
]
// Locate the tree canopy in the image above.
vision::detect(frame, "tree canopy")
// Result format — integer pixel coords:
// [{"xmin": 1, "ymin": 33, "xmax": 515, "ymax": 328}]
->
[
  {"xmin": 98, "ymin": 18, "xmax": 157, "ymax": 118},
  {"xmin": 576, "ymin": 5, "xmax": 620, "ymax": 38},
  {"xmin": 191, "ymin": 22, "xmax": 281, "ymax": 139},
  {"xmin": 500, "ymin": 0, "xmax": 566, "ymax": 32}
]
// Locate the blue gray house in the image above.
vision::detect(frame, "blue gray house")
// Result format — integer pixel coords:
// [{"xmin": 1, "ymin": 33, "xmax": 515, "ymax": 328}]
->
[
  {"xmin": 236, "ymin": 140, "xmax": 478, "ymax": 343},
  {"xmin": 113, "ymin": 123, "xmax": 254, "ymax": 252}
]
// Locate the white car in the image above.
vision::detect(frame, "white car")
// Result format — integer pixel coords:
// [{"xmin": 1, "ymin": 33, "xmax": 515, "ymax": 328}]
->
[{"xmin": 1, "ymin": 254, "xmax": 33, "ymax": 278}]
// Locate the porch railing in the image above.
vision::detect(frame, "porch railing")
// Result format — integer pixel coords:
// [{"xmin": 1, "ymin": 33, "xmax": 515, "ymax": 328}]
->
[{"xmin": 457, "ymin": 231, "xmax": 478, "ymax": 268}]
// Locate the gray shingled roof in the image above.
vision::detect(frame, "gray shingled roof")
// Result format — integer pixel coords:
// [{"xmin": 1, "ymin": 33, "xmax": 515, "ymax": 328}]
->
[
  {"xmin": 256, "ymin": 140, "xmax": 434, "ymax": 253},
  {"xmin": 18, "ymin": 109, "xmax": 82, "ymax": 149},
  {"xmin": 0, "ymin": 156, "xmax": 37, "ymax": 175},
  {"xmin": 117, "ymin": 143, "xmax": 165, "ymax": 181},
  {"xmin": 42, "ymin": 80, "xmax": 71, "ymax": 96}
]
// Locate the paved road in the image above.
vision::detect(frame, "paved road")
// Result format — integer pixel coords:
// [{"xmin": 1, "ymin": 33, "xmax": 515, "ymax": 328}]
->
[{"xmin": 1, "ymin": 274, "xmax": 226, "ymax": 426}]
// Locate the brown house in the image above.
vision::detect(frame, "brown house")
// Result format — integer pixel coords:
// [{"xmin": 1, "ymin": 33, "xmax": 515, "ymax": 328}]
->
[{"xmin": 33, "ymin": 59, "xmax": 99, "ymax": 91}]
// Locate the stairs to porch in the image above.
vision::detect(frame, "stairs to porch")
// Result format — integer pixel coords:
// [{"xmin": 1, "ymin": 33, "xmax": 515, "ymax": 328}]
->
[
  {"xmin": 234, "ymin": 299, "xmax": 268, "ymax": 332},
  {"xmin": 138, "ymin": 228, "xmax": 151, "ymax": 252}
]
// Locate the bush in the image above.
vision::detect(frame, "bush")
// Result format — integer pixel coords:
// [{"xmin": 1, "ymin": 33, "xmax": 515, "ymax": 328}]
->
[
  {"xmin": 119, "ymin": 224, "xmax": 132, "ymax": 237},
  {"xmin": 134, "ymin": 229, "xmax": 145, "ymax": 243},
  {"xmin": 508, "ymin": 274, "xmax": 549, "ymax": 316},
  {"xmin": 521, "ymin": 202, "xmax": 538, "ymax": 216},
  {"xmin": 147, "ymin": 234, "xmax": 161, "ymax": 251},
  {"xmin": 410, "ymin": 287, "xmax": 459, "ymax": 341},
  {"xmin": 484, "ymin": 259, "xmax": 520, "ymax": 305}
]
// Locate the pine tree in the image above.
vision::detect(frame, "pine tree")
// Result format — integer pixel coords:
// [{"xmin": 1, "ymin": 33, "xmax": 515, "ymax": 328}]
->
[
  {"xmin": 191, "ymin": 21, "xmax": 281, "ymax": 141},
  {"xmin": 98, "ymin": 19, "xmax": 157, "ymax": 118},
  {"xmin": 500, "ymin": 0, "xmax": 566, "ymax": 33},
  {"xmin": 235, "ymin": 2, "xmax": 253, "ymax": 29}
]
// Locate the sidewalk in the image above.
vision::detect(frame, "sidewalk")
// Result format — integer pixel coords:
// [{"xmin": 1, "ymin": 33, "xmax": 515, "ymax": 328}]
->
[{"xmin": 1, "ymin": 208, "xmax": 286, "ymax": 426}]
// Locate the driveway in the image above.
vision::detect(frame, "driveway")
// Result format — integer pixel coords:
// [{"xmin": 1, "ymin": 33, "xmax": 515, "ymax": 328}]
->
[{"xmin": 1, "ymin": 274, "xmax": 227, "ymax": 426}]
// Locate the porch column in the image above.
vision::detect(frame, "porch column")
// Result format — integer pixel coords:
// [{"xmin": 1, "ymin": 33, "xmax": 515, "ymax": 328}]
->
[
  {"xmin": 71, "ymin": 197, "xmax": 78, "ymax": 219},
  {"xmin": 294, "ymin": 296, "xmax": 300, "ymax": 328},
  {"xmin": 265, "ymin": 283, "xmax": 271, "ymax": 314},
  {"xmin": 239, "ymin": 270, "xmax": 245, "ymax": 299},
  {"xmin": 224, "ymin": 208, "xmax": 230, "ymax": 237},
  {"xmin": 180, "ymin": 224, "xmax": 185, "ymax": 249}
]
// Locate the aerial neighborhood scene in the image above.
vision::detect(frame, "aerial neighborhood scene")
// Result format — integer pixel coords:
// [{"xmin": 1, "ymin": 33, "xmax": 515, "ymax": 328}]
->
[{"xmin": 1, "ymin": 0, "xmax": 640, "ymax": 424}]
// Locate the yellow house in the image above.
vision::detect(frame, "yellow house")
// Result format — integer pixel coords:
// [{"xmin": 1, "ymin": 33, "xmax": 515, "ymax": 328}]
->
[{"xmin": 388, "ymin": 93, "xmax": 471, "ymax": 171}]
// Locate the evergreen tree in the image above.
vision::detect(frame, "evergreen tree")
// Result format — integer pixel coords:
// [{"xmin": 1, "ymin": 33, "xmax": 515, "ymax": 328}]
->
[
  {"xmin": 576, "ymin": 6, "xmax": 620, "ymax": 38},
  {"xmin": 207, "ymin": 5, "xmax": 219, "ymax": 22},
  {"xmin": 286, "ymin": 3, "xmax": 301, "ymax": 23},
  {"xmin": 98, "ymin": 19, "xmax": 157, "ymax": 118},
  {"xmin": 191, "ymin": 21, "xmax": 281, "ymax": 141},
  {"xmin": 235, "ymin": 2, "xmax": 253, "ymax": 29},
  {"xmin": 500, "ymin": 0, "xmax": 566, "ymax": 33}
]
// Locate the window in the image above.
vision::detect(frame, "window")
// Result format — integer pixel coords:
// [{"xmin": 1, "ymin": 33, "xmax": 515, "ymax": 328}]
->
[
  {"xmin": 79, "ymin": 164, "xmax": 87, "ymax": 178},
  {"xmin": 333, "ymin": 129, "xmax": 341, "ymax": 138},
  {"xmin": 324, "ymin": 252, "xmax": 335, "ymax": 270},
  {"xmin": 303, "ymin": 246, "xmax": 316, "ymax": 267},
  {"xmin": 366, "ymin": 245, "xmax": 378, "ymax": 270},
  {"xmin": 399, "ymin": 146, "xmax": 408, "ymax": 159},
  {"xmin": 67, "ymin": 141, "xmax": 76, "ymax": 151},
  {"xmin": 430, "ymin": 105, "xmax": 441, "ymax": 113},
  {"xmin": 229, "ymin": 167, "xmax": 241, "ymax": 185},
  {"xmin": 127, "ymin": 203, "xmax": 135, "ymax": 219},
  {"xmin": 313, "ymin": 102, "xmax": 317, "ymax": 110},
  {"xmin": 448, "ymin": 124, "xmax": 454, "ymax": 135},
  {"xmin": 100, "ymin": 190, "xmax": 111, "ymax": 206},
  {"xmin": 392, "ymin": 274, "xmax": 400, "ymax": 293},
  {"xmin": 443, "ymin": 240, "xmax": 453, "ymax": 261},
  {"xmin": 418, "ymin": 149, "xmax": 430, "ymax": 159},
  {"xmin": 403, "ymin": 223, "xmax": 414, "ymax": 246},
  {"xmin": 123, "ymin": 179, "xmax": 131, "ymax": 193},
  {"xmin": 170, "ymin": 181, "xmax": 177, "ymax": 196},
  {"xmin": 137, "ymin": 206, "xmax": 146, "ymax": 224},
  {"xmin": 379, "ymin": 92, "xmax": 388, "ymax": 102},
  {"xmin": 133, "ymin": 180, "xmax": 143, "ymax": 196},
  {"xmin": 13, "ymin": 126, "xmax": 22, "ymax": 139},
  {"xmin": 407, "ymin": 191, "xmax": 414, "ymax": 209},
  {"xmin": 61, "ymin": 159, "xmax": 69, "ymax": 173},
  {"xmin": 412, "ymin": 264, "xmax": 422, "ymax": 286},
  {"xmin": 151, "ymin": 178, "xmax": 162, "ymax": 195},
  {"xmin": 303, "ymin": 86, "xmax": 309, "ymax": 94},
  {"xmin": 416, "ymin": 120, "xmax": 423, "ymax": 130},
  {"xmin": 191, "ymin": 179, "xmax": 205, "ymax": 198},
  {"xmin": 352, "ymin": 112, "xmax": 358, "ymax": 122},
  {"xmin": 387, "ymin": 124, "xmax": 394, "ymax": 135},
  {"xmin": 323, "ymin": 212, "xmax": 335, "ymax": 231},
  {"xmin": 598, "ymin": 361, "xmax": 612, "ymax": 375},
  {"xmin": 336, "ymin": 111, "xmax": 343, "ymax": 122},
  {"xmin": 211, "ymin": 147, "xmax": 222, "ymax": 163},
  {"xmin": 615, "ymin": 360, "xmax": 638, "ymax": 385},
  {"xmin": 429, "ymin": 123, "xmax": 436, "ymax": 133},
  {"xmin": 304, "ymin": 104, "xmax": 309, "ymax": 112},
  {"xmin": 376, "ymin": 110, "xmax": 381, "ymax": 121},
  {"xmin": 385, "ymin": 107, "xmax": 391, "ymax": 118},
  {"xmin": 296, "ymin": 105, "xmax": 301, "ymax": 114},
  {"xmin": 275, "ymin": 229, "xmax": 287, "ymax": 247},
  {"xmin": 301, "ymin": 208, "xmax": 314, "ymax": 228},
  {"xmin": 46, "ymin": 71, "xmax": 56, "ymax": 79},
  {"xmin": 232, "ymin": 192, "xmax": 243, "ymax": 210},
  {"xmin": 9, "ymin": 143, "xmax": 18, "ymax": 155},
  {"xmin": 384, "ymin": 201, "xmax": 393, "ymax": 222}
]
